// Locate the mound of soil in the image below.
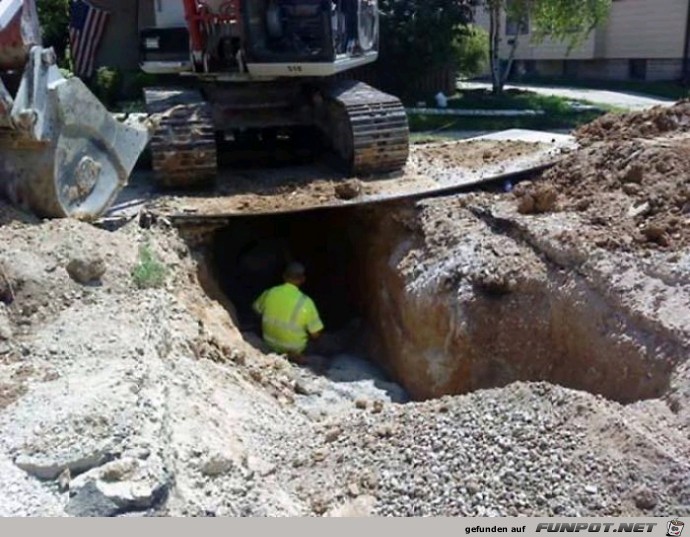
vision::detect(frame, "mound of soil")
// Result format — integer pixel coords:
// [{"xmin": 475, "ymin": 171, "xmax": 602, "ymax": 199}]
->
[
  {"xmin": 576, "ymin": 101, "xmax": 690, "ymax": 144},
  {"xmin": 537, "ymin": 137, "xmax": 690, "ymax": 251},
  {"xmin": 526, "ymin": 102, "xmax": 690, "ymax": 252}
]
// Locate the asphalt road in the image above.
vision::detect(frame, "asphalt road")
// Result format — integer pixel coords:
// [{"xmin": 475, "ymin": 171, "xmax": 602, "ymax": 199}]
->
[{"xmin": 461, "ymin": 81, "xmax": 676, "ymax": 111}]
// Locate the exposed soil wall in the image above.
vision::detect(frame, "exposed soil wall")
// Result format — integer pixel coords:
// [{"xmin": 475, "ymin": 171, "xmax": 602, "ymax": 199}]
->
[{"xmin": 358, "ymin": 198, "xmax": 689, "ymax": 407}]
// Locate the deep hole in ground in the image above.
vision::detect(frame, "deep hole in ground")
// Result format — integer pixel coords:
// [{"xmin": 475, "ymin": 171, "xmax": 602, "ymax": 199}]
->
[
  {"xmin": 211, "ymin": 208, "xmax": 367, "ymax": 335},
  {"xmin": 191, "ymin": 201, "xmax": 677, "ymax": 405}
]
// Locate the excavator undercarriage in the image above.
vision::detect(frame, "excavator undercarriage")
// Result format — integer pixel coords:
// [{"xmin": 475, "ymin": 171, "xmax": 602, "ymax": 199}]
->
[
  {"xmin": 144, "ymin": 78, "xmax": 409, "ymax": 188},
  {"xmin": 139, "ymin": 0, "xmax": 411, "ymax": 191}
]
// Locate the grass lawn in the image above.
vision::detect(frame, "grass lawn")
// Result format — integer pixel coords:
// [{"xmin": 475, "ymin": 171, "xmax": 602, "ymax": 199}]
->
[
  {"xmin": 116, "ymin": 87, "xmax": 615, "ymax": 136},
  {"xmin": 408, "ymin": 88, "xmax": 612, "ymax": 133}
]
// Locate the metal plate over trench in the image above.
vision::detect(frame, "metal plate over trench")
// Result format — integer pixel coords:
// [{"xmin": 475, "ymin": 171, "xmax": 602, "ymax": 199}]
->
[{"xmin": 103, "ymin": 129, "xmax": 576, "ymax": 224}]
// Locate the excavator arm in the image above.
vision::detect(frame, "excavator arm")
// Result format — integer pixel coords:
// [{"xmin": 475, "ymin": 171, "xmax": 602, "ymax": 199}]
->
[{"xmin": 0, "ymin": 0, "xmax": 149, "ymax": 220}]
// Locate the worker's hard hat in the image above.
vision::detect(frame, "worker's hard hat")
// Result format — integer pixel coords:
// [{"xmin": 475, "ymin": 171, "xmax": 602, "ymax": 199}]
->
[{"xmin": 284, "ymin": 261, "xmax": 306, "ymax": 279}]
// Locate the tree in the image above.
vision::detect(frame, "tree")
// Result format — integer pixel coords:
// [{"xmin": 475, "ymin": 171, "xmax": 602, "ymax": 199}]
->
[
  {"xmin": 37, "ymin": 0, "xmax": 71, "ymax": 63},
  {"xmin": 378, "ymin": 0, "xmax": 475, "ymax": 99},
  {"xmin": 456, "ymin": 26, "xmax": 490, "ymax": 78},
  {"xmin": 485, "ymin": 0, "xmax": 612, "ymax": 94}
]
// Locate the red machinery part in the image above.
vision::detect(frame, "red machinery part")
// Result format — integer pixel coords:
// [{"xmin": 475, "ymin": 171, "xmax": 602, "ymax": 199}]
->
[
  {"xmin": 182, "ymin": 0, "xmax": 240, "ymax": 61},
  {"xmin": 0, "ymin": 0, "xmax": 41, "ymax": 70}
]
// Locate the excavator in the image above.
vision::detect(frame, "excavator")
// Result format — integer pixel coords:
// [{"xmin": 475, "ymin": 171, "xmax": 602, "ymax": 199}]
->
[
  {"xmin": 139, "ymin": 0, "xmax": 410, "ymax": 187},
  {"xmin": 0, "ymin": 0, "xmax": 573, "ymax": 221},
  {"xmin": 0, "ymin": 0, "xmax": 148, "ymax": 219},
  {"xmin": 129, "ymin": 0, "xmax": 573, "ymax": 221}
]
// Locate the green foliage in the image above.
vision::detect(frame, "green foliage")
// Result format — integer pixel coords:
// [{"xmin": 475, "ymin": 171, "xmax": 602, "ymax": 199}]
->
[
  {"xmin": 378, "ymin": 0, "xmax": 474, "ymax": 99},
  {"xmin": 91, "ymin": 67, "xmax": 122, "ymax": 108},
  {"xmin": 455, "ymin": 26, "xmax": 490, "ymax": 78},
  {"xmin": 485, "ymin": 0, "xmax": 612, "ymax": 93},
  {"xmin": 116, "ymin": 100, "xmax": 146, "ymax": 114},
  {"xmin": 408, "ymin": 108, "xmax": 604, "ymax": 133},
  {"xmin": 132, "ymin": 244, "xmax": 167, "ymax": 290},
  {"xmin": 447, "ymin": 88, "xmax": 578, "ymax": 112},
  {"xmin": 409, "ymin": 88, "xmax": 609, "ymax": 132},
  {"xmin": 37, "ymin": 0, "xmax": 70, "ymax": 62},
  {"xmin": 525, "ymin": 0, "xmax": 612, "ymax": 49},
  {"xmin": 130, "ymin": 72, "xmax": 159, "ymax": 95}
]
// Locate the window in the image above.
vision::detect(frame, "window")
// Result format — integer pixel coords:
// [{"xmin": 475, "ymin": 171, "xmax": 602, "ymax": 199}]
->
[{"xmin": 629, "ymin": 59, "xmax": 647, "ymax": 80}]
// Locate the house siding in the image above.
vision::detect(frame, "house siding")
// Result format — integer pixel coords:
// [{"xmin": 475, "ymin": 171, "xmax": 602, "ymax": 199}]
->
[
  {"xmin": 601, "ymin": 0, "xmax": 687, "ymax": 59},
  {"xmin": 475, "ymin": 0, "xmax": 690, "ymax": 81},
  {"xmin": 646, "ymin": 59, "xmax": 684, "ymax": 81}
]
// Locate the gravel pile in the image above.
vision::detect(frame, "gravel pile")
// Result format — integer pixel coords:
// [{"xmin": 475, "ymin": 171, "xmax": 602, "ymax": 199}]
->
[{"xmin": 281, "ymin": 383, "xmax": 690, "ymax": 517}]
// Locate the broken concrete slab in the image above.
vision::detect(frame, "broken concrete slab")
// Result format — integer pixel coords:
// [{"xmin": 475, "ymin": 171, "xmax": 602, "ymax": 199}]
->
[
  {"xmin": 15, "ymin": 450, "xmax": 111, "ymax": 480},
  {"xmin": 66, "ymin": 481, "xmax": 121, "ymax": 517},
  {"xmin": 68, "ymin": 457, "xmax": 169, "ymax": 516}
]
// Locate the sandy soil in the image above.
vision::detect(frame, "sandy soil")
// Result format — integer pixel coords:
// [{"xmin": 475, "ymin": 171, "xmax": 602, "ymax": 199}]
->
[
  {"xmin": 148, "ymin": 139, "xmax": 553, "ymax": 217},
  {"xmin": 577, "ymin": 100, "xmax": 690, "ymax": 143}
]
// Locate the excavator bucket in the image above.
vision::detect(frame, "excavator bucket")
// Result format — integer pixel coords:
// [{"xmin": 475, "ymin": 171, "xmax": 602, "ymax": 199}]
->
[{"xmin": 0, "ymin": 47, "xmax": 149, "ymax": 220}]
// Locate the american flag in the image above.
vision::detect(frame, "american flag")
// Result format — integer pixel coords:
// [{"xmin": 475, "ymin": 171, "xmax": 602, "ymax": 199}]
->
[{"xmin": 69, "ymin": 0, "xmax": 110, "ymax": 78}]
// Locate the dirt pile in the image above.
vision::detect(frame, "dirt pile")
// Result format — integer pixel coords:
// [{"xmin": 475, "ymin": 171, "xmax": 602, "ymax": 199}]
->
[
  {"xmin": 576, "ymin": 100, "xmax": 690, "ymax": 143},
  {"xmin": 535, "ymin": 137, "xmax": 690, "ymax": 250},
  {"xmin": 0, "ymin": 208, "xmax": 313, "ymax": 516},
  {"xmin": 519, "ymin": 104, "xmax": 690, "ymax": 251},
  {"xmin": 411, "ymin": 139, "xmax": 544, "ymax": 175}
]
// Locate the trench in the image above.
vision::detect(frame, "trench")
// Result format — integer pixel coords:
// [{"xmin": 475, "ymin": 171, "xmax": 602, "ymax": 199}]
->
[
  {"xmin": 191, "ymin": 202, "xmax": 678, "ymax": 405},
  {"xmin": 199, "ymin": 205, "xmax": 411, "ymax": 404}
]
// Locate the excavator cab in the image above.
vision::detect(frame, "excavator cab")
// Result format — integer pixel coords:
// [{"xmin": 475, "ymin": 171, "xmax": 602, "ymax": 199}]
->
[{"xmin": 140, "ymin": 0, "xmax": 379, "ymax": 77}]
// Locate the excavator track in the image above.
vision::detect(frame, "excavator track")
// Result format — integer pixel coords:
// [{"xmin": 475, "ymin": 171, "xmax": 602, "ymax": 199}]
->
[
  {"xmin": 144, "ymin": 88, "xmax": 217, "ymax": 188},
  {"xmin": 324, "ymin": 80, "xmax": 409, "ymax": 175}
]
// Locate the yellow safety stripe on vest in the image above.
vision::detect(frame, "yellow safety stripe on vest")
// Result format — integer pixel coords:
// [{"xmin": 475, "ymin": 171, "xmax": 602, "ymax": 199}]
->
[
  {"xmin": 263, "ymin": 334, "xmax": 305, "ymax": 353},
  {"xmin": 262, "ymin": 316, "xmax": 301, "ymax": 333},
  {"xmin": 290, "ymin": 294, "xmax": 308, "ymax": 325}
]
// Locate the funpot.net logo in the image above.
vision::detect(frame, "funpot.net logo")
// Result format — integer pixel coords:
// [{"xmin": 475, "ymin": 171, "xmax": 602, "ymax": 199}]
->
[{"xmin": 667, "ymin": 520, "xmax": 684, "ymax": 537}]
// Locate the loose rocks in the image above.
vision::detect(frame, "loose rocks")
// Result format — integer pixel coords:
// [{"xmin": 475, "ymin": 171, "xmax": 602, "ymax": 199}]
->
[
  {"xmin": 66, "ymin": 253, "xmax": 106, "ymax": 284},
  {"xmin": 0, "ymin": 305, "xmax": 11, "ymax": 340},
  {"xmin": 335, "ymin": 180, "xmax": 362, "ymax": 201},
  {"xmin": 67, "ymin": 457, "xmax": 169, "ymax": 516},
  {"xmin": 515, "ymin": 182, "xmax": 559, "ymax": 214}
]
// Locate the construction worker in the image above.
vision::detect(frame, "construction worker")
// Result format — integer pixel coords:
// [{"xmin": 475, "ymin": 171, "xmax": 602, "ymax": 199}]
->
[{"xmin": 253, "ymin": 262, "xmax": 324, "ymax": 362}]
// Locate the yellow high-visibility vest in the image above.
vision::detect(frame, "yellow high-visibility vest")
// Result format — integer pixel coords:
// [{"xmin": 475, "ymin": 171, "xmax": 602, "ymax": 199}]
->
[{"xmin": 253, "ymin": 283, "xmax": 324, "ymax": 354}]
